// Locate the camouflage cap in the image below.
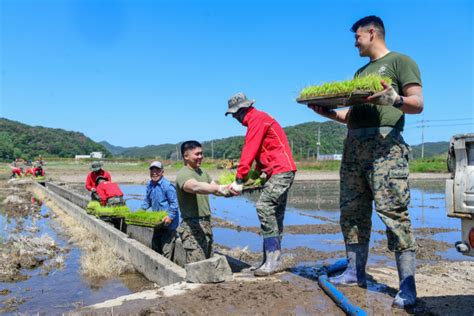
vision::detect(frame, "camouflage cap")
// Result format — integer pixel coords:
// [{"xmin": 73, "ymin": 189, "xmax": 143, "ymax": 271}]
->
[
  {"xmin": 90, "ymin": 161, "xmax": 103, "ymax": 172},
  {"xmin": 225, "ymin": 92, "xmax": 255, "ymax": 116}
]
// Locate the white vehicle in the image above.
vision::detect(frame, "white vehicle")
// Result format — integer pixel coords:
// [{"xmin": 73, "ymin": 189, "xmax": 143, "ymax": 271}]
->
[{"xmin": 445, "ymin": 133, "xmax": 474, "ymax": 256}]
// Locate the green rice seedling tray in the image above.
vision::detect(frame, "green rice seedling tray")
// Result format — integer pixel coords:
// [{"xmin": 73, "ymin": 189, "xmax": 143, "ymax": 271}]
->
[
  {"xmin": 296, "ymin": 74, "xmax": 392, "ymax": 109},
  {"xmin": 296, "ymin": 91, "xmax": 372, "ymax": 109},
  {"xmin": 124, "ymin": 210, "xmax": 168, "ymax": 228}
]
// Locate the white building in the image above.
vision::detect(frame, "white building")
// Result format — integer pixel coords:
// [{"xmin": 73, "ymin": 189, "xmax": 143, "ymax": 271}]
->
[{"xmin": 75, "ymin": 152, "xmax": 104, "ymax": 160}]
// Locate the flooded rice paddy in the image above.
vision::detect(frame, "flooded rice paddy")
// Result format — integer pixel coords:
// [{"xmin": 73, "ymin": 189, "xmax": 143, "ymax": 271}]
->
[
  {"xmin": 124, "ymin": 179, "xmax": 470, "ymax": 263},
  {"xmin": 1, "ymin": 179, "xmax": 471, "ymax": 314},
  {"xmin": 0, "ymin": 190, "xmax": 151, "ymax": 315}
]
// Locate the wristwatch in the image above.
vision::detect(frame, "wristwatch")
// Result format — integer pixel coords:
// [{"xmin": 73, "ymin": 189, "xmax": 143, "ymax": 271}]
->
[{"xmin": 393, "ymin": 95, "xmax": 404, "ymax": 108}]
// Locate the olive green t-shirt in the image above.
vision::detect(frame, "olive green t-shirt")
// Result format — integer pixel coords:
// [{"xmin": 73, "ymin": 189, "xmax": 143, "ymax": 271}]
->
[
  {"xmin": 348, "ymin": 51, "xmax": 422, "ymax": 130},
  {"xmin": 175, "ymin": 166, "xmax": 212, "ymax": 219}
]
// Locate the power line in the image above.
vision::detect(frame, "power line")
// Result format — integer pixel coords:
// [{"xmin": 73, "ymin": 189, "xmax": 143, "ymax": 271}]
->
[
  {"xmin": 416, "ymin": 123, "xmax": 474, "ymax": 128},
  {"xmin": 416, "ymin": 118, "xmax": 473, "ymax": 123},
  {"xmin": 404, "ymin": 122, "xmax": 474, "ymax": 129}
]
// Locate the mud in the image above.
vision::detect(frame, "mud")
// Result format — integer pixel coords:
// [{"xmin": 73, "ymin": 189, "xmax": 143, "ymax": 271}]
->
[
  {"xmin": 103, "ymin": 277, "xmax": 344, "ymax": 316},
  {"xmin": 366, "ymin": 261, "xmax": 474, "ymax": 316},
  {"xmin": 213, "ymin": 217, "xmax": 340, "ymax": 235},
  {"xmin": 0, "ymin": 235, "xmax": 66, "ymax": 282},
  {"xmin": 371, "ymin": 237, "xmax": 452, "ymax": 261}
]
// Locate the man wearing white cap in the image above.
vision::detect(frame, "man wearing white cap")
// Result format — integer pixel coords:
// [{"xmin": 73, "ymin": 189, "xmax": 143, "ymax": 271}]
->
[{"xmin": 141, "ymin": 161, "xmax": 180, "ymax": 261}]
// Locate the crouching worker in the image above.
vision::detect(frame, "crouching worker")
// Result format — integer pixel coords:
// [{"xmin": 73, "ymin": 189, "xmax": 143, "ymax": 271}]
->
[
  {"xmin": 10, "ymin": 166, "xmax": 23, "ymax": 179},
  {"xmin": 33, "ymin": 165, "xmax": 45, "ymax": 178},
  {"xmin": 95, "ymin": 176, "xmax": 125, "ymax": 206},
  {"xmin": 175, "ymin": 140, "xmax": 234, "ymax": 264},
  {"xmin": 140, "ymin": 161, "xmax": 180, "ymax": 261},
  {"xmin": 86, "ymin": 161, "xmax": 112, "ymax": 201}
]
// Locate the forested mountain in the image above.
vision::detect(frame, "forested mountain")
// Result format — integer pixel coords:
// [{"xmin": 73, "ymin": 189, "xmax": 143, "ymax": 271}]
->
[
  {"xmin": 101, "ymin": 121, "xmax": 348, "ymax": 160},
  {"xmin": 410, "ymin": 141, "xmax": 449, "ymax": 159},
  {"xmin": 0, "ymin": 118, "xmax": 110, "ymax": 161}
]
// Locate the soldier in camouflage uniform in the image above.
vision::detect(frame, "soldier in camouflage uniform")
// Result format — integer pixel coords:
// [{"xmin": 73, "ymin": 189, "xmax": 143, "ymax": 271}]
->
[
  {"xmin": 175, "ymin": 141, "xmax": 233, "ymax": 263},
  {"xmin": 308, "ymin": 16, "xmax": 424, "ymax": 309},
  {"xmin": 226, "ymin": 93, "xmax": 297, "ymax": 277}
]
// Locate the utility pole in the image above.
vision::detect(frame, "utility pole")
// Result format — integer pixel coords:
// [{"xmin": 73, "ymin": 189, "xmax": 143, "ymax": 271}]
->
[
  {"xmin": 211, "ymin": 141, "xmax": 214, "ymax": 160},
  {"xmin": 418, "ymin": 118, "xmax": 426, "ymax": 159},
  {"xmin": 175, "ymin": 145, "xmax": 179, "ymax": 161},
  {"xmin": 316, "ymin": 126, "xmax": 321, "ymax": 160},
  {"xmin": 421, "ymin": 121, "xmax": 425, "ymax": 159}
]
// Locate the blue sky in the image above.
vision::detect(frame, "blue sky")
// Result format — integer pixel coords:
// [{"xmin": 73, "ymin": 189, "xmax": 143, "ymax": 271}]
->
[{"xmin": 1, "ymin": 0, "xmax": 472, "ymax": 147}]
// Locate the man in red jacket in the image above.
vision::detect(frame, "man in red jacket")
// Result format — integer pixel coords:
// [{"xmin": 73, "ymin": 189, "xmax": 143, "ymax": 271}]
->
[
  {"xmin": 95, "ymin": 176, "xmax": 125, "ymax": 206},
  {"xmin": 226, "ymin": 92, "xmax": 297, "ymax": 276},
  {"xmin": 86, "ymin": 161, "xmax": 111, "ymax": 201}
]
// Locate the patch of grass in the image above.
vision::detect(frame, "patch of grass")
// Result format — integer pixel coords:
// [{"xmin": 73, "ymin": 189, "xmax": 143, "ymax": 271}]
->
[
  {"xmin": 299, "ymin": 74, "xmax": 392, "ymax": 99},
  {"xmin": 409, "ymin": 157, "xmax": 448, "ymax": 173}
]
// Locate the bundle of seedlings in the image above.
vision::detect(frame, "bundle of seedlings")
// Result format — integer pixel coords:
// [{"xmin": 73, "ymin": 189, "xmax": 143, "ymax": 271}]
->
[
  {"xmin": 297, "ymin": 74, "xmax": 392, "ymax": 108},
  {"xmin": 218, "ymin": 169, "xmax": 265, "ymax": 191},
  {"xmin": 124, "ymin": 210, "xmax": 168, "ymax": 228}
]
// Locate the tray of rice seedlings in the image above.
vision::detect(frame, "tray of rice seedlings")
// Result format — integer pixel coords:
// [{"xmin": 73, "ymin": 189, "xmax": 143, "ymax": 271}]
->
[
  {"xmin": 86, "ymin": 201, "xmax": 130, "ymax": 217},
  {"xmin": 94, "ymin": 205, "xmax": 131, "ymax": 218},
  {"xmin": 124, "ymin": 210, "xmax": 169, "ymax": 228},
  {"xmin": 296, "ymin": 74, "xmax": 392, "ymax": 109},
  {"xmin": 34, "ymin": 176, "xmax": 45, "ymax": 181},
  {"xmin": 86, "ymin": 201, "xmax": 101, "ymax": 214},
  {"xmin": 217, "ymin": 169, "xmax": 265, "ymax": 193}
]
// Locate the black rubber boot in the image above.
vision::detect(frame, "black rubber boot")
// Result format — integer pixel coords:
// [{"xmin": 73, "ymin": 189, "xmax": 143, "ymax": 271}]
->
[{"xmin": 393, "ymin": 251, "xmax": 417, "ymax": 309}]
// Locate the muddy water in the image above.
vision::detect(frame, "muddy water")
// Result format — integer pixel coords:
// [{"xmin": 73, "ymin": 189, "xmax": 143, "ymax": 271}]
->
[
  {"xmin": 0, "ymin": 202, "xmax": 152, "ymax": 315},
  {"xmin": 121, "ymin": 179, "xmax": 471, "ymax": 264}
]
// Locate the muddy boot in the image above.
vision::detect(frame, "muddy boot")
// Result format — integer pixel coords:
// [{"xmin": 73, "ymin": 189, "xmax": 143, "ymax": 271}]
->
[
  {"xmin": 393, "ymin": 251, "xmax": 417, "ymax": 309},
  {"xmin": 254, "ymin": 237, "xmax": 283, "ymax": 277},
  {"xmin": 329, "ymin": 243, "xmax": 368, "ymax": 288},
  {"xmin": 249, "ymin": 243, "xmax": 267, "ymax": 271}
]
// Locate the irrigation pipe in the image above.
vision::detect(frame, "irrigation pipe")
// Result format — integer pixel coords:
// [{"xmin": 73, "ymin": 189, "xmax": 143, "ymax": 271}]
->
[{"xmin": 317, "ymin": 259, "xmax": 367, "ymax": 316}]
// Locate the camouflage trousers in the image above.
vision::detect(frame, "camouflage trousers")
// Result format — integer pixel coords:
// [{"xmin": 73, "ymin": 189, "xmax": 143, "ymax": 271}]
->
[
  {"xmin": 152, "ymin": 226, "xmax": 177, "ymax": 261},
  {"xmin": 256, "ymin": 171, "xmax": 295, "ymax": 238},
  {"xmin": 177, "ymin": 217, "xmax": 213, "ymax": 263},
  {"xmin": 340, "ymin": 132, "xmax": 417, "ymax": 252}
]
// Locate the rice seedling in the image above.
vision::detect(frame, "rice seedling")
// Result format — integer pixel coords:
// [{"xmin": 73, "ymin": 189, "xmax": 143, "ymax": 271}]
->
[
  {"xmin": 86, "ymin": 201, "xmax": 130, "ymax": 217},
  {"xmin": 298, "ymin": 74, "xmax": 392, "ymax": 99},
  {"xmin": 125, "ymin": 210, "xmax": 168, "ymax": 227},
  {"xmin": 217, "ymin": 170, "xmax": 265, "ymax": 187}
]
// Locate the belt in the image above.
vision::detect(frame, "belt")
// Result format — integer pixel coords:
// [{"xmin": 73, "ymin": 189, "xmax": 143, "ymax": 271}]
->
[
  {"xmin": 347, "ymin": 127, "xmax": 400, "ymax": 138},
  {"xmin": 183, "ymin": 216, "xmax": 211, "ymax": 222}
]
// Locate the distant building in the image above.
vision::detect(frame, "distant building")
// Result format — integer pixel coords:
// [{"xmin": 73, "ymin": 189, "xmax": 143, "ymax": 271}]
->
[
  {"xmin": 90, "ymin": 152, "xmax": 104, "ymax": 159},
  {"xmin": 317, "ymin": 154, "xmax": 342, "ymax": 161},
  {"xmin": 75, "ymin": 152, "xmax": 104, "ymax": 160}
]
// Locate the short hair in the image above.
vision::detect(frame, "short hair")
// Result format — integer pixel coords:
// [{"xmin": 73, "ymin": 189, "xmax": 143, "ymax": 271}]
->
[
  {"xmin": 180, "ymin": 140, "xmax": 202, "ymax": 157},
  {"xmin": 351, "ymin": 15, "xmax": 385, "ymax": 39}
]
